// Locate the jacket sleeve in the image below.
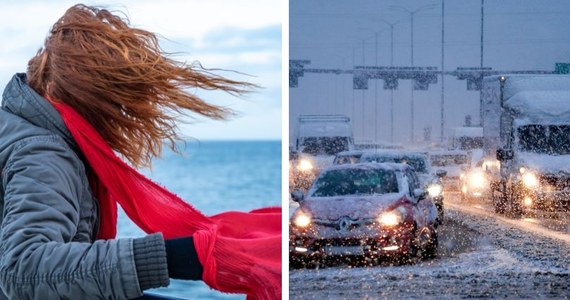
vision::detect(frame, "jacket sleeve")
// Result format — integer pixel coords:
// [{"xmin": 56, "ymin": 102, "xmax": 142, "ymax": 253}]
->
[{"xmin": 0, "ymin": 135, "xmax": 168, "ymax": 299}]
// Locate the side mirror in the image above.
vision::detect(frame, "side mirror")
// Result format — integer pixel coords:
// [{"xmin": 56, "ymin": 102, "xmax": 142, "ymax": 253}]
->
[
  {"xmin": 436, "ymin": 169, "xmax": 447, "ymax": 178},
  {"xmin": 496, "ymin": 148, "xmax": 513, "ymax": 161},
  {"xmin": 291, "ymin": 190, "xmax": 305, "ymax": 202},
  {"xmin": 413, "ymin": 188, "xmax": 427, "ymax": 200}
]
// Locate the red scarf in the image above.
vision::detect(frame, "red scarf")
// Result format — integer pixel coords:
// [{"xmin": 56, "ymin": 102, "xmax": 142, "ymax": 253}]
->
[{"xmin": 50, "ymin": 101, "xmax": 282, "ymax": 299}]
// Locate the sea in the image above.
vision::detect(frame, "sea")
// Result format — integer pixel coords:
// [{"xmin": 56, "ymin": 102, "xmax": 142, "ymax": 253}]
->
[{"xmin": 116, "ymin": 140, "xmax": 282, "ymax": 299}]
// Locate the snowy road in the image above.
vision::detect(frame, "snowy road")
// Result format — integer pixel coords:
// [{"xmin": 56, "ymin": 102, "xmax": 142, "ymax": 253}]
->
[{"xmin": 289, "ymin": 195, "xmax": 570, "ymax": 299}]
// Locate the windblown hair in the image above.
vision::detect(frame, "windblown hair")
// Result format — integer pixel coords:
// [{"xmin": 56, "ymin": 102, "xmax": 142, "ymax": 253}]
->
[{"xmin": 27, "ymin": 4, "xmax": 255, "ymax": 168}]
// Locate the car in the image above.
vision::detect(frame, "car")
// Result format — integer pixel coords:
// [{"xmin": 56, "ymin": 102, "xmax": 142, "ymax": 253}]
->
[
  {"xmin": 359, "ymin": 150, "xmax": 446, "ymax": 223},
  {"xmin": 289, "ymin": 163, "xmax": 439, "ymax": 268},
  {"xmin": 428, "ymin": 150, "xmax": 470, "ymax": 192},
  {"xmin": 460, "ymin": 158, "xmax": 499, "ymax": 202}
]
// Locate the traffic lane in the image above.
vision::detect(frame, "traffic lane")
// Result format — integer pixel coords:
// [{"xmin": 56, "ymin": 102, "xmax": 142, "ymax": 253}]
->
[
  {"xmin": 289, "ymin": 208, "xmax": 570, "ymax": 299},
  {"xmin": 445, "ymin": 191, "xmax": 570, "ymax": 235}
]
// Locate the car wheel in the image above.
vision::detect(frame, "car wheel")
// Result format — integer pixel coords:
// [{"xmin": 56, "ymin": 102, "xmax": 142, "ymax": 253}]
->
[
  {"xmin": 436, "ymin": 203, "xmax": 444, "ymax": 225},
  {"xmin": 509, "ymin": 193, "xmax": 524, "ymax": 218},
  {"xmin": 289, "ymin": 254, "xmax": 316, "ymax": 269},
  {"xmin": 492, "ymin": 187, "xmax": 506, "ymax": 214},
  {"xmin": 400, "ymin": 226, "xmax": 418, "ymax": 265},
  {"xmin": 422, "ymin": 230, "xmax": 438, "ymax": 259}
]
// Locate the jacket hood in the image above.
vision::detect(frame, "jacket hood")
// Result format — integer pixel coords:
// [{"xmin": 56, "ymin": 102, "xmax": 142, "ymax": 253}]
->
[
  {"xmin": 300, "ymin": 193, "xmax": 407, "ymax": 220},
  {"xmin": 1, "ymin": 73, "xmax": 77, "ymax": 149}
]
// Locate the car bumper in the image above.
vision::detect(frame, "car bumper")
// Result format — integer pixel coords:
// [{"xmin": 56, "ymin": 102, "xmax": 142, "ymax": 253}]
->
[
  {"xmin": 289, "ymin": 225, "xmax": 414, "ymax": 258},
  {"xmin": 523, "ymin": 190, "xmax": 570, "ymax": 210}
]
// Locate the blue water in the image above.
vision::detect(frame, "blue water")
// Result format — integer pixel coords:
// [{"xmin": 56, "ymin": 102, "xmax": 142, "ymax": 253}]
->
[{"xmin": 116, "ymin": 140, "xmax": 282, "ymax": 299}]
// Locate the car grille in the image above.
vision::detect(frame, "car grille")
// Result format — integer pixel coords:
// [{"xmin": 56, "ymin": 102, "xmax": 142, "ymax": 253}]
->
[{"xmin": 313, "ymin": 216, "xmax": 374, "ymax": 232}]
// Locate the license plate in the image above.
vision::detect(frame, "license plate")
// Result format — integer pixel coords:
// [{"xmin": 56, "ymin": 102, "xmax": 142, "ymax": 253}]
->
[{"xmin": 324, "ymin": 245, "xmax": 364, "ymax": 256}]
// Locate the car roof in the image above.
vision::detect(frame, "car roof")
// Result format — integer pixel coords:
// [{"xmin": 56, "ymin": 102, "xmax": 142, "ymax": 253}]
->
[
  {"xmin": 360, "ymin": 150, "xmax": 429, "ymax": 159},
  {"xmin": 323, "ymin": 162, "xmax": 410, "ymax": 172},
  {"xmin": 334, "ymin": 150, "xmax": 368, "ymax": 157}
]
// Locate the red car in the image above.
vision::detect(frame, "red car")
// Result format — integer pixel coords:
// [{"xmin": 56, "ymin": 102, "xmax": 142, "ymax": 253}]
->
[{"xmin": 290, "ymin": 162, "xmax": 439, "ymax": 268}]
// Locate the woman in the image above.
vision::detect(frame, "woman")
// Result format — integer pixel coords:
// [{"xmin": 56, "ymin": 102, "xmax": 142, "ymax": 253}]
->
[{"xmin": 0, "ymin": 4, "xmax": 281, "ymax": 300}]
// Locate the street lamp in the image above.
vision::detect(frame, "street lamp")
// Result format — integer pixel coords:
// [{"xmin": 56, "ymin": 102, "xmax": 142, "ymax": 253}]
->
[
  {"xmin": 379, "ymin": 19, "xmax": 400, "ymax": 144},
  {"xmin": 389, "ymin": 3, "xmax": 437, "ymax": 143}
]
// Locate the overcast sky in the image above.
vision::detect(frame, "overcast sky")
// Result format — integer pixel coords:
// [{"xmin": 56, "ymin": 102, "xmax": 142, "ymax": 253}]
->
[
  {"xmin": 290, "ymin": 0, "xmax": 570, "ymax": 147},
  {"xmin": 0, "ymin": 0, "xmax": 282, "ymax": 141}
]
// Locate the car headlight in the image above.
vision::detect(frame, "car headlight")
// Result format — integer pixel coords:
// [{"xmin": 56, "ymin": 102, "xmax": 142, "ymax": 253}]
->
[
  {"xmin": 378, "ymin": 207, "xmax": 405, "ymax": 226},
  {"xmin": 293, "ymin": 212, "xmax": 311, "ymax": 227},
  {"xmin": 297, "ymin": 159, "xmax": 313, "ymax": 172},
  {"xmin": 427, "ymin": 184, "xmax": 443, "ymax": 197},
  {"xmin": 522, "ymin": 172, "xmax": 539, "ymax": 188},
  {"xmin": 468, "ymin": 171, "xmax": 486, "ymax": 189}
]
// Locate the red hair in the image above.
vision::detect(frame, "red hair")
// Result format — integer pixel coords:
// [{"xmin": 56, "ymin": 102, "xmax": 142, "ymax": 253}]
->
[{"xmin": 27, "ymin": 4, "xmax": 255, "ymax": 167}]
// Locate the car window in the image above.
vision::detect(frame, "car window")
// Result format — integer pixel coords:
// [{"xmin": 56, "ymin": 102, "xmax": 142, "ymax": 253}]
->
[
  {"xmin": 430, "ymin": 154, "xmax": 469, "ymax": 167},
  {"xmin": 333, "ymin": 155, "xmax": 359, "ymax": 165},
  {"xmin": 301, "ymin": 137, "xmax": 350, "ymax": 155},
  {"xmin": 310, "ymin": 168, "xmax": 399, "ymax": 197}
]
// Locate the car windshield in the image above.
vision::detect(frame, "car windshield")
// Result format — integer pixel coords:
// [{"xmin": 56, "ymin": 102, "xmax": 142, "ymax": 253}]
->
[
  {"xmin": 455, "ymin": 136, "xmax": 484, "ymax": 150},
  {"xmin": 309, "ymin": 168, "xmax": 399, "ymax": 197},
  {"xmin": 430, "ymin": 154, "xmax": 469, "ymax": 167},
  {"xmin": 361, "ymin": 155, "xmax": 428, "ymax": 173},
  {"xmin": 518, "ymin": 125, "xmax": 570, "ymax": 155},
  {"xmin": 300, "ymin": 136, "xmax": 350, "ymax": 155}
]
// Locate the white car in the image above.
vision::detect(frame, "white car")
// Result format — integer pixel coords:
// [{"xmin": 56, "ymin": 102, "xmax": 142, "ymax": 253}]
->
[{"xmin": 428, "ymin": 150, "xmax": 470, "ymax": 192}]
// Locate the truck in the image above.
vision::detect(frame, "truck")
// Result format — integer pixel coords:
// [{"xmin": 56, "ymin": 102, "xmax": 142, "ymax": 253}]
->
[
  {"xmin": 295, "ymin": 114, "xmax": 354, "ymax": 156},
  {"xmin": 289, "ymin": 114, "xmax": 355, "ymax": 192},
  {"xmin": 482, "ymin": 74, "xmax": 570, "ymax": 215},
  {"xmin": 452, "ymin": 126, "xmax": 484, "ymax": 152}
]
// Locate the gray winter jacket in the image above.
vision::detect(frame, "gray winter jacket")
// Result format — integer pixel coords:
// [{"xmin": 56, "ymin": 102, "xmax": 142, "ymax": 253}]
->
[{"xmin": 0, "ymin": 74, "xmax": 170, "ymax": 299}]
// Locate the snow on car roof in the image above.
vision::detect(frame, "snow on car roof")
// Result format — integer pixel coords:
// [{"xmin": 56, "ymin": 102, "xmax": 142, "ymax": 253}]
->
[
  {"xmin": 334, "ymin": 150, "xmax": 368, "ymax": 156},
  {"xmin": 360, "ymin": 149, "xmax": 429, "ymax": 159},
  {"xmin": 323, "ymin": 161, "xmax": 410, "ymax": 172}
]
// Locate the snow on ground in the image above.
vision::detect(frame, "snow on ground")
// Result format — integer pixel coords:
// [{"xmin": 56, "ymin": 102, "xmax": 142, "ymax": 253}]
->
[
  {"xmin": 289, "ymin": 201, "xmax": 570, "ymax": 299},
  {"xmin": 446, "ymin": 199, "xmax": 570, "ymax": 244}
]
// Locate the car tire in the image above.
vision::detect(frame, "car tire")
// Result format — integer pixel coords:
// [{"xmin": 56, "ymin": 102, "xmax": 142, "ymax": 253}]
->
[
  {"xmin": 436, "ymin": 203, "xmax": 444, "ymax": 225},
  {"xmin": 401, "ymin": 226, "xmax": 418, "ymax": 265},
  {"xmin": 289, "ymin": 254, "xmax": 316, "ymax": 269},
  {"xmin": 509, "ymin": 193, "xmax": 524, "ymax": 218},
  {"xmin": 422, "ymin": 230, "xmax": 438, "ymax": 259},
  {"xmin": 492, "ymin": 186, "xmax": 507, "ymax": 214}
]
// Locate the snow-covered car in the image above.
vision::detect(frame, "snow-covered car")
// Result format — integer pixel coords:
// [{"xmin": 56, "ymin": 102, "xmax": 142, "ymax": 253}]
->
[
  {"xmin": 429, "ymin": 150, "xmax": 470, "ymax": 192},
  {"xmin": 359, "ymin": 150, "xmax": 446, "ymax": 223},
  {"xmin": 289, "ymin": 163, "xmax": 439, "ymax": 268},
  {"xmin": 460, "ymin": 158, "xmax": 499, "ymax": 201}
]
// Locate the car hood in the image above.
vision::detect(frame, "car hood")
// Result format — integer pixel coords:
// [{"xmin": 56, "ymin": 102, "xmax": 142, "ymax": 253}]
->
[{"xmin": 300, "ymin": 192, "xmax": 407, "ymax": 220}]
